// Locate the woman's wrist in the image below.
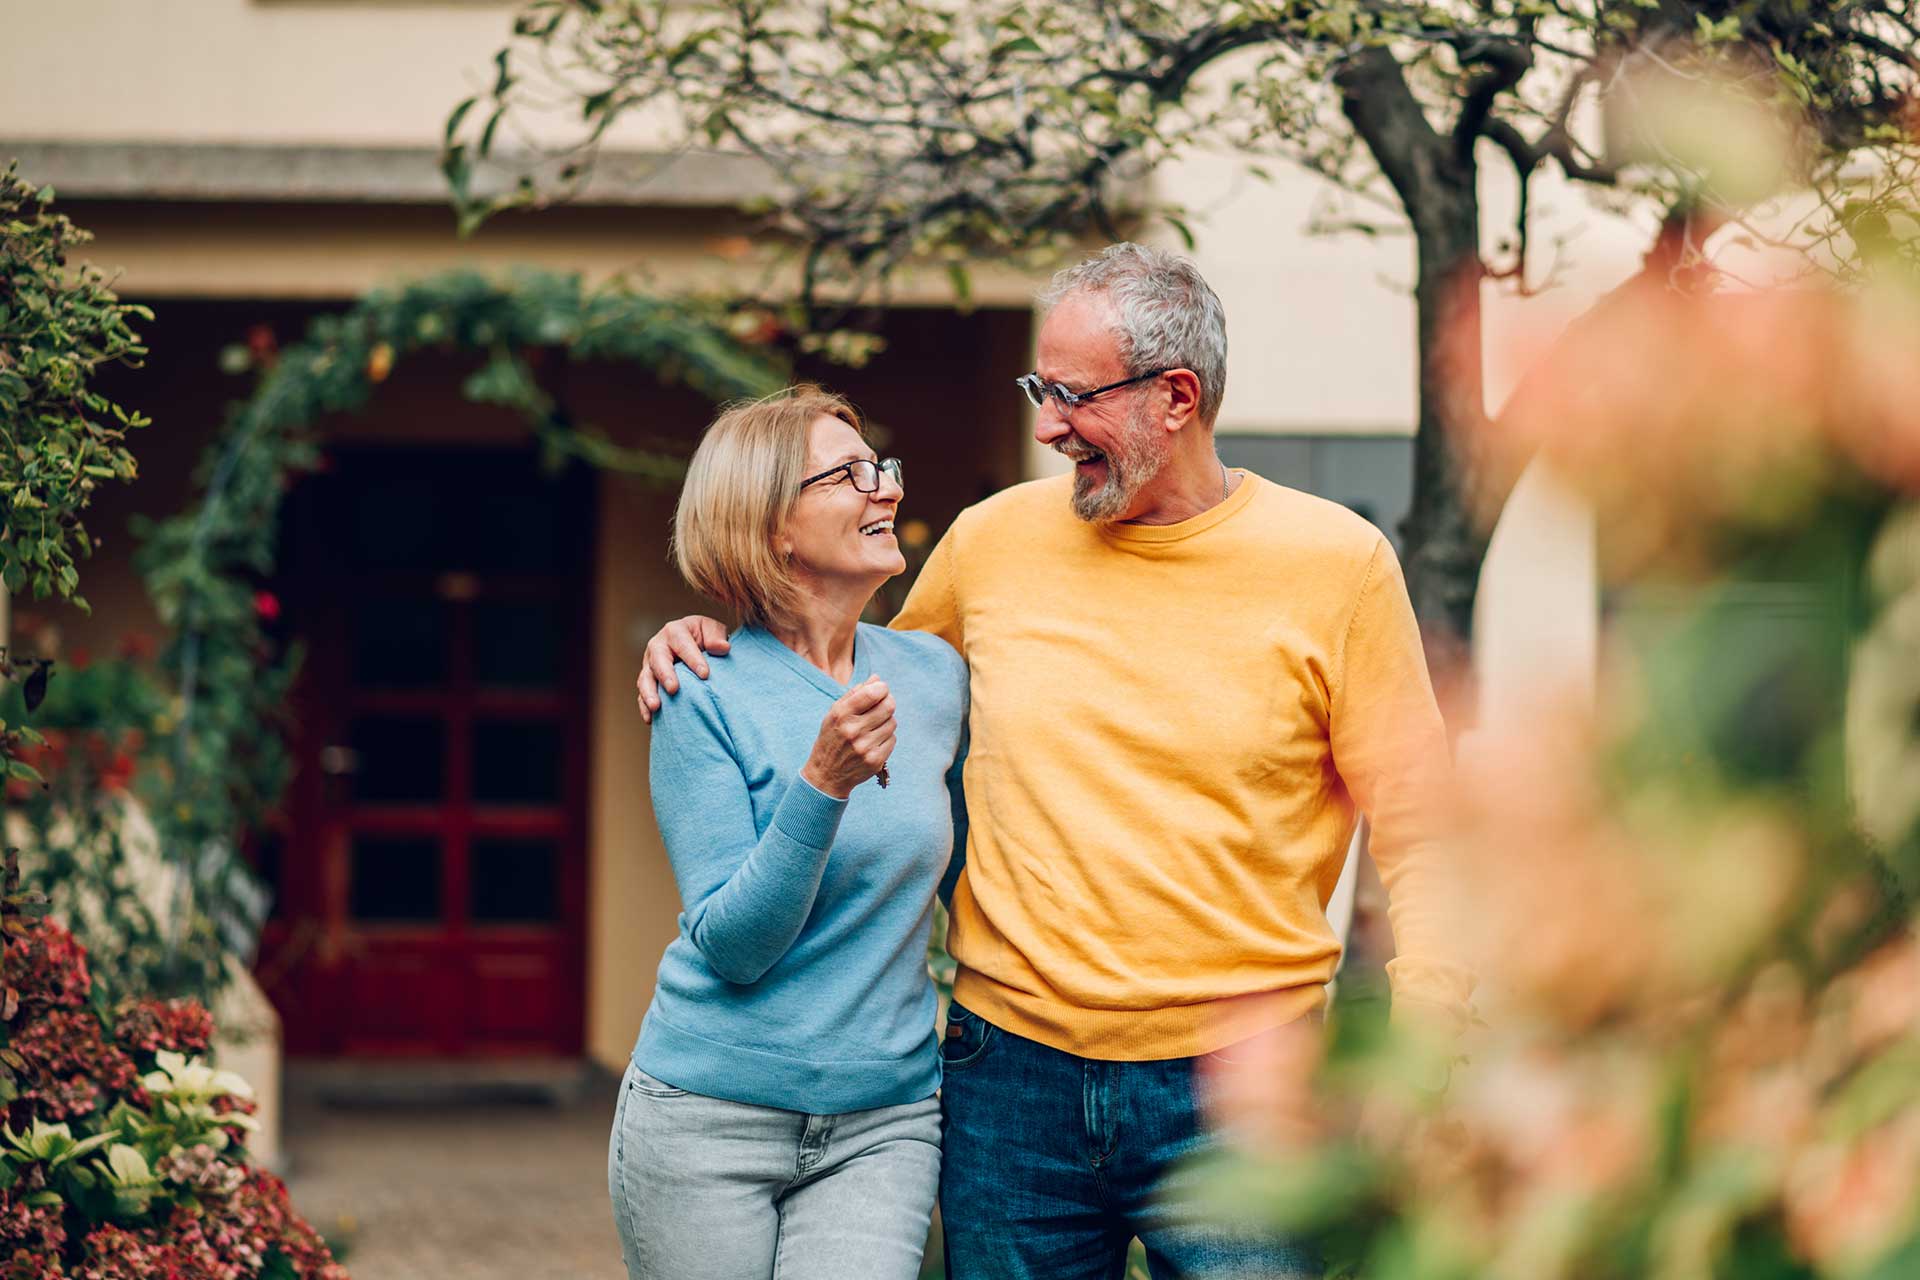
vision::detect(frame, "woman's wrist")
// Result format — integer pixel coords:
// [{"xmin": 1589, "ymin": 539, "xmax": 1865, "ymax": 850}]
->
[{"xmin": 800, "ymin": 760, "xmax": 850, "ymax": 800}]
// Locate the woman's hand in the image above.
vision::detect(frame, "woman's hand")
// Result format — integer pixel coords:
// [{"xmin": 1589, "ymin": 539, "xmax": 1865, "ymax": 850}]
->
[{"xmin": 800, "ymin": 676, "xmax": 896, "ymax": 799}]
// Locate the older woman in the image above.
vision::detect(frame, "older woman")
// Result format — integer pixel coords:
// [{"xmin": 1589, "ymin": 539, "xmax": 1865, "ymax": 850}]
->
[{"xmin": 608, "ymin": 386, "xmax": 968, "ymax": 1280}]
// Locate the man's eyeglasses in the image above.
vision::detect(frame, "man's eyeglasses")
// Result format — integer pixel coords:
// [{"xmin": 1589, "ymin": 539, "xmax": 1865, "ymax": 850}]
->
[
  {"xmin": 798, "ymin": 457, "xmax": 904, "ymax": 493},
  {"xmin": 1015, "ymin": 368, "xmax": 1168, "ymax": 411}
]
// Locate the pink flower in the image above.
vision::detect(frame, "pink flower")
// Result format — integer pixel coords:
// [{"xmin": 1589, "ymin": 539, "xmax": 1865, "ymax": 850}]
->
[
  {"xmin": 11, "ymin": 1009, "xmax": 137, "ymax": 1122},
  {"xmin": 114, "ymin": 997, "xmax": 217, "ymax": 1058},
  {"xmin": 2, "ymin": 920, "xmax": 94, "ymax": 1016}
]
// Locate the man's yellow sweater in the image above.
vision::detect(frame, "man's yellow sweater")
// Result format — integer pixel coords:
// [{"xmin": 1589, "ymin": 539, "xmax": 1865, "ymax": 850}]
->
[{"xmin": 891, "ymin": 471, "xmax": 1472, "ymax": 1060}]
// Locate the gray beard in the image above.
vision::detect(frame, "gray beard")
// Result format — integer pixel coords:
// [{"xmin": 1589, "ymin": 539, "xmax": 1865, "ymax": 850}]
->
[{"xmin": 1067, "ymin": 400, "xmax": 1169, "ymax": 523}]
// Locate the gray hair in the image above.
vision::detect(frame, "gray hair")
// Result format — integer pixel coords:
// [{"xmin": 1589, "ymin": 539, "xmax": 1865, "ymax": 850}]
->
[{"xmin": 1039, "ymin": 243, "xmax": 1228, "ymax": 425}]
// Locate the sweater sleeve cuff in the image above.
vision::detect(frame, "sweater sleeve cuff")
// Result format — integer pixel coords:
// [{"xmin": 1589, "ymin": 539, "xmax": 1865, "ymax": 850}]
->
[{"xmin": 770, "ymin": 774, "xmax": 848, "ymax": 851}]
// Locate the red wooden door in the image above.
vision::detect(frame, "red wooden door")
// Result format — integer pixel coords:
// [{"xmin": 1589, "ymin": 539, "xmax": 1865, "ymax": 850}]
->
[{"xmin": 259, "ymin": 448, "xmax": 593, "ymax": 1058}]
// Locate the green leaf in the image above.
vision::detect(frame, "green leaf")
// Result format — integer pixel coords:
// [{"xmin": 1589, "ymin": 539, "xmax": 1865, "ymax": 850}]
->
[
  {"xmin": 478, "ymin": 105, "xmax": 508, "ymax": 158},
  {"xmin": 445, "ymin": 95, "xmax": 479, "ymax": 148},
  {"xmin": 946, "ymin": 261, "xmax": 973, "ymax": 307}
]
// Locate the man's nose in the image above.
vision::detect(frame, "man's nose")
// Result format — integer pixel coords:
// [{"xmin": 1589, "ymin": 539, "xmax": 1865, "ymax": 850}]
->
[{"xmin": 1031, "ymin": 401, "xmax": 1069, "ymax": 445}]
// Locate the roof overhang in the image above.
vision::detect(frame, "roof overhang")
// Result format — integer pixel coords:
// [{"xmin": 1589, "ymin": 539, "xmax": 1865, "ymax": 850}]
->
[{"xmin": 0, "ymin": 139, "xmax": 770, "ymax": 208}]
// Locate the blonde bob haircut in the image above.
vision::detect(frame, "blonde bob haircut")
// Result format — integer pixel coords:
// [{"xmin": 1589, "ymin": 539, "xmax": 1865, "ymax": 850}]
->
[{"xmin": 672, "ymin": 384, "xmax": 866, "ymax": 629}]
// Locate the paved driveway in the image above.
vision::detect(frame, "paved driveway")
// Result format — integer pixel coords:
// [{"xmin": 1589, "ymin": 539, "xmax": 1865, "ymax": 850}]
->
[{"xmin": 283, "ymin": 1070, "xmax": 628, "ymax": 1280}]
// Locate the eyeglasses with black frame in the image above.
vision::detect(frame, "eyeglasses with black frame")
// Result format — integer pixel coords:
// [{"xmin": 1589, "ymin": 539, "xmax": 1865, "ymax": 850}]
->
[
  {"xmin": 1015, "ymin": 367, "xmax": 1169, "ymax": 411},
  {"xmin": 798, "ymin": 456, "xmax": 904, "ymax": 493}
]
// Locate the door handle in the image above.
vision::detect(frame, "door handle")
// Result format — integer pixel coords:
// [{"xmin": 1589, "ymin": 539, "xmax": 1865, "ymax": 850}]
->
[{"xmin": 319, "ymin": 745, "xmax": 360, "ymax": 776}]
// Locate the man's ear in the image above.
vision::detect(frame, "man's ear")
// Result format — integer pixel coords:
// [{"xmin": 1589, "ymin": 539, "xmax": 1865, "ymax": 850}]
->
[{"xmin": 1164, "ymin": 369, "xmax": 1203, "ymax": 431}]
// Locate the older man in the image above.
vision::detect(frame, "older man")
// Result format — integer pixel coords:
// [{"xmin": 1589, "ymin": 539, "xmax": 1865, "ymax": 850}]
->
[{"xmin": 635, "ymin": 243, "xmax": 1471, "ymax": 1279}]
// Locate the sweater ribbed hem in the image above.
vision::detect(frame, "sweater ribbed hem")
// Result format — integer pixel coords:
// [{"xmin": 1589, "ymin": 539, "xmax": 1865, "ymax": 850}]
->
[
  {"xmin": 633, "ymin": 1011, "xmax": 941, "ymax": 1114},
  {"xmin": 951, "ymin": 968, "xmax": 1328, "ymax": 1061}
]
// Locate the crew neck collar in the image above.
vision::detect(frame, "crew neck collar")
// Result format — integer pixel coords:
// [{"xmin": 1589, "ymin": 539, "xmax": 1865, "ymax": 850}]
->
[{"xmin": 1097, "ymin": 469, "xmax": 1258, "ymax": 545}]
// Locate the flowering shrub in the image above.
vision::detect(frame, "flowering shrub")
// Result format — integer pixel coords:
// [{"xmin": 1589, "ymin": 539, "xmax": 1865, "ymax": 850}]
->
[{"xmin": 0, "ymin": 856, "xmax": 343, "ymax": 1279}]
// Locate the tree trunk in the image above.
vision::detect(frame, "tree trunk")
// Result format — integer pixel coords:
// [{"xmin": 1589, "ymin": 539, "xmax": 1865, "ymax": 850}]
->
[
  {"xmin": 1402, "ymin": 175, "xmax": 1490, "ymax": 695},
  {"xmin": 1335, "ymin": 46, "xmax": 1492, "ymax": 696}
]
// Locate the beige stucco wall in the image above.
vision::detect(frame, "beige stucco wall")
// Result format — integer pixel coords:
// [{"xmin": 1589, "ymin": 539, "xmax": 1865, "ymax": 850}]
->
[{"xmin": 0, "ymin": 0, "xmax": 604, "ymax": 149}]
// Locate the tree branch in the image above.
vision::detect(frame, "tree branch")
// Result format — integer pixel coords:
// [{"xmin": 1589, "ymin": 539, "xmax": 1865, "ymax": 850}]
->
[
  {"xmin": 1452, "ymin": 36, "xmax": 1534, "ymax": 161},
  {"xmin": 1334, "ymin": 45, "xmax": 1448, "ymax": 215},
  {"xmin": 1481, "ymin": 118, "xmax": 1541, "ymax": 294}
]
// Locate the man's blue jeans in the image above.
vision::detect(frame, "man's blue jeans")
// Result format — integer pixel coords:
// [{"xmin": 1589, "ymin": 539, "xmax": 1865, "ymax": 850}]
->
[{"xmin": 938, "ymin": 1002, "xmax": 1320, "ymax": 1280}]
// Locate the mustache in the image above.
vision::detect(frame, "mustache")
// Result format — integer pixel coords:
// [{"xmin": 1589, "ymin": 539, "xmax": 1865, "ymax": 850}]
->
[{"xmin": 1052, "ymin": 435, "xmax": 1105, "ymax": 462}]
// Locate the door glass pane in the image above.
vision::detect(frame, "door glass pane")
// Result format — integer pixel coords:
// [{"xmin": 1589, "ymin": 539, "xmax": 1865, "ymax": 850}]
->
[
  {"xmin": 470, "ymin": 839, "xmax": 559, "ymax": 923},
  {"xmin": 473, "ymin": 601, "xmax": 562, "ymax": 690},
  {"xmin": 349, "ymin": 478, "xmax": 444, "ymax": 572},
  {"xmin": 350, "ymin": 836, "xmax": 442, "ymax": 922},
  {"xmin": 465, "ymin": 492, "xmax": 566, "ymax": 574},
  {"xmin": 350, "ymin": 717, "xmax": 446, "ymax": 804},
  {"xmin": 352, "ymin": 600, "xmax": 448, "ymax": 688},
  {"xmin": 472, "ymin": 721, "xmax": 562, "ymax": 805}
]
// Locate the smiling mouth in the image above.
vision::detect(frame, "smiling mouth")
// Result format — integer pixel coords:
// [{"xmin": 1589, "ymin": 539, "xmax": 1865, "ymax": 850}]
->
[
  {"xmin": 1056, "ymin": 444, "xmax": 1107, "ymax": 468},
  {"xmin": 859, "ymin": 519, "xmax": 896, "ymax": 537}
]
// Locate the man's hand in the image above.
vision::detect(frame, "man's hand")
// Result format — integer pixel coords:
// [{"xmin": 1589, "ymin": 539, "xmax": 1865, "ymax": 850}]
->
[{"xmin": 635, "ymin": 615, "xmax": 731, "ymax": 722}]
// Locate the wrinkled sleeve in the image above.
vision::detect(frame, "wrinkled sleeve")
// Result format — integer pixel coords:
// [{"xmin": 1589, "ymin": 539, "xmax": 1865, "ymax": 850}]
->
[
  {"xmin": 1329, "ymin": 537, "xmax": 1476, "ymax": 1031},
  {"xmin": 648, "ymin": 680, "xmax": 846, "ymax": 985}
]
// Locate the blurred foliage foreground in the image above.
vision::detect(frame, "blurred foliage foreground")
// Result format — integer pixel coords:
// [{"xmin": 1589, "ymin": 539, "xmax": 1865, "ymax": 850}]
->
[{"xmin": 1187, "ymin": 262, "xmax": 1920, "ymax": 1277}]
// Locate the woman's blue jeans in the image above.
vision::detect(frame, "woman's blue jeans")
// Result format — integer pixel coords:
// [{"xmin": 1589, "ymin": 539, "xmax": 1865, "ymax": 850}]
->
[{"xmin": 938, "ymin": 1002, "xmax": 1320, "ymax": 1280}]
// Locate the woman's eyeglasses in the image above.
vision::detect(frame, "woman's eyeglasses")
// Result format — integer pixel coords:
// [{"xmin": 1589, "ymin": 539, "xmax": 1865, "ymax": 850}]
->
[{"xmin": 798, "ymin": 457, "xmax": 904, "ymax": 493}]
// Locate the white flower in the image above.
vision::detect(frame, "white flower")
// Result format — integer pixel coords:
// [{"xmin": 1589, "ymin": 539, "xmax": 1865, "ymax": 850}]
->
[{"xmin": 142, "ymin": 1050, "xmax": 255, "ymax": 1103}]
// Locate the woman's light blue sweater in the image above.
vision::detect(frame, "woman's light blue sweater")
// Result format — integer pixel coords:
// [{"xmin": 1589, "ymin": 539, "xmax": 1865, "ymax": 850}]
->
[{"xmin": 633, "ymin": 622, "xmax": 968, "ymax": 1113}]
